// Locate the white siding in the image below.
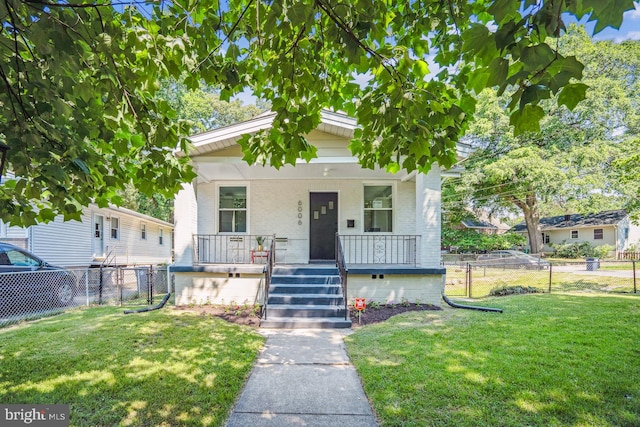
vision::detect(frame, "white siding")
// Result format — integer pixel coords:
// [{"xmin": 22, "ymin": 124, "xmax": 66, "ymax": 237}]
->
[
  {"xmin": 0, "ymin": 221, "xmax": 29, "ymax": 249},
  {"xmin": 104, "ymin": 210, "xmax": 172, "ymax": 266},
  {"xmin": 30, "ymin": 211, "xmax": 92, "ymax": 266},
  {"xmin": 25, "ymin": 207, "xmax": 172, "ymax": 267}
]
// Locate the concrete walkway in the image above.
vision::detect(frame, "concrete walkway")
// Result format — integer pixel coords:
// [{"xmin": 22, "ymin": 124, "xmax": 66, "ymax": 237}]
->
[{"xmin": 225, "ymin": 329, "xmax": 378, "ymax": 427}]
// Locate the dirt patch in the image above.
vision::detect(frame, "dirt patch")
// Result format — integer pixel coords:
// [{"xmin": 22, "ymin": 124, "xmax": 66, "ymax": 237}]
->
[
  {"xmin": 173, "ymin": 303, "xmax": 441, "ymax": 329},
  {"xmin": 173, "ymin": 305, "xmax": 262, "ymax": 328}
]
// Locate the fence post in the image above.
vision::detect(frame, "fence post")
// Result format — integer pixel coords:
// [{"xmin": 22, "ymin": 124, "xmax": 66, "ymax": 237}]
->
[
  {"xmin": 85, "ymin": 269, "xmax": 90, "ymax": 306},
  {"xmin": 548, "ymin": 264, "xmax": 553, "ymax": 293},
  {"xmin": 464, "ymin": 263, "xmax": 468, "ymax": 297},
  {"xmin": 468, "ymin": 263, "xmax": 473, "ymax": 298},
  {"xmin": 148, "ymin": 266, "xmax": 153, "ymax": 304},
  {"xmin": 119, "ymin": 268, "xmax": 123, "ymax": 306},
  {"xmin": 98, "ymin": 267, "xmax": 103, "ymax": 305},
  {"xmin": 634, "ymin": 261, "xmax": 637, "ymax": 294}
]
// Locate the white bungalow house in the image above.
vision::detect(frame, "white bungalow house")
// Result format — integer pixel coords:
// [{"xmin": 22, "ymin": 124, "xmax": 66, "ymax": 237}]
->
[
  {"xmin": 0, "ymin": 204, "xmax": 173, "ymax": 267},
  {"xmin": 511, "ymin": 209, "xmax": 640, "ymax": 257},
  {"xmin": 173, "ymin": 110, "xmax": 464, "ymax": 327}
]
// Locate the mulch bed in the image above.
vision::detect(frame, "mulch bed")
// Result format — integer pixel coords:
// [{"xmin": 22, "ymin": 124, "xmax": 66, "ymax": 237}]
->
[{"xmin": 173, "ymin": 303, "xmax": 441, "ymax": 329}]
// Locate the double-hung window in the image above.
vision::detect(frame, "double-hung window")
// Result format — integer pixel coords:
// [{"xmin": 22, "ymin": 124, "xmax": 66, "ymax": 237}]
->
[
  {"xmin": 159, "ymin": 228, "xmax": 164, "ymax": 245},
  {"xmin": 571, "ymin": 230, "xmax": 578, "ymax": 239},
  {"xmin": 219, "ymin": 186, "xmax": 247, "ymax": 233},
  {"xmin": 594, "ymin": 228, "xmax": 603, "ymax": 240},
  {"xmin": 111, "ymin": 217, "xmax": 120, "ymax": 240},
  {"xmin": 364, "ymin": 185, "xmax": 392, "ymax": 232},
  {"xmin": 141, "ymin": 223, "xmax": 147, "ymax": 240}
]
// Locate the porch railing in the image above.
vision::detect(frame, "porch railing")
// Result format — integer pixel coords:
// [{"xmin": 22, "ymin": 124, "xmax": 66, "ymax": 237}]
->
[
  {"xmin": 335, "ymin": 233, "xmax": 349, "ymax": 321},
  {"xmin": 193, "ymin": 234, "xmax": 273, "ymax": 264},
  {"xmin": 339, "ymin": 234, "xmax": 420, "ymax": 266}
]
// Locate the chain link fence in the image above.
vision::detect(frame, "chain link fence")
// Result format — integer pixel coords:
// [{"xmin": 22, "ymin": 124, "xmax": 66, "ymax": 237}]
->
[
  {"xmin": 0, "ymin": 266, "xmax": 171, "ymax": 328},
  {"xmin": 445, "ymin": 259, "xmax": 638, "ymax": 298}
]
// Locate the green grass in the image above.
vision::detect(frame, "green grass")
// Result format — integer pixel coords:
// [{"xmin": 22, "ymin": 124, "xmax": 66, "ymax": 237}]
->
[
  {"xmin": 346, "ymin": 294, "xmax": 640, "ymax": 427},
  {"xmin": 0, "ymin": 306, "xmax": 265, "ymax": 426},
  {"xmin": 446, "ymin": 267, "xmax": 637, "ymax": 297}
]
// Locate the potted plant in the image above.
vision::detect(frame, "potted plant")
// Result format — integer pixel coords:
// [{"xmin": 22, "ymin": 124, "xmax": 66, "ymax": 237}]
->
[{"xmin": 256, "ymin": 236, "xmax": 265, "ymax": 251}]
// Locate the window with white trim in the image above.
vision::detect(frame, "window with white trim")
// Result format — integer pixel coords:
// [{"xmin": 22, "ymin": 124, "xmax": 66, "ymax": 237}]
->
[
  {"xmin": 594, "ymin": 228, "xmax": 603, "ymax": 240},
  {"xmin": 542, "ymin": 233, "xmax": 550, "ymax": 244},
  {"xmin": 110, "ymin": 217, "xmax": 120, "ymax": 240},
  {"xmin": 219, "ymin": 186, "xmax": 247, "ymax": 232},
  {"xmin": 159, "ymin": 228, "xmax": 164, "ymax": 245},
  {"xmin": 141, "ymin": 223, "xmax": 147, "ymax": 240},
  {"xmin": 364, "ymin": 185, "xmax": 392, "ymax": 232},
  {"xmin": 571, "ymin": 230, "xmax": 578, "ymax": 239}
]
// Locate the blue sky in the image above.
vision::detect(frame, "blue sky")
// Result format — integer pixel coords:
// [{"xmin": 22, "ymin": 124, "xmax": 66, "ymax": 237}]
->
[
  {"xmin": 575, "ymin": 2, "xmax": 640, "ymax": 42},
  {"xmin": 235, "ymin": 4, "xmax": 640, "ymax": 105}
]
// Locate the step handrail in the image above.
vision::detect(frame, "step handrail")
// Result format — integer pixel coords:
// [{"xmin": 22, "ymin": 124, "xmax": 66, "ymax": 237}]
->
[
  {"xmin": 336, "ymin": 233, "xmax": 349, "ymax": 321},
  {"xmin": 262, "ymin": 235, "xmax": 276, "ymax": 320}
]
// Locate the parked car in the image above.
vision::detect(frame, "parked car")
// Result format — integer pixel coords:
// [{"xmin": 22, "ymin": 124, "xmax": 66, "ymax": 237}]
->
[
  {"xmin": 476, "ymin": 250, "xmax": 550, "ymax": 270},
  {"xmin": 0, "ymin": 242, "xmax": 76, "ymax": 314}
]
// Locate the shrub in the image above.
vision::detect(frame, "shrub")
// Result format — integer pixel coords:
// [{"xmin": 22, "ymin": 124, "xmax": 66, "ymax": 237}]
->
[
  {"xmin": 592, "ymin": 244, "xmax": 615, "ymax": 259},
  {"xmin": 489, "ymin": 285, "xmax": 542, "ymax": 296},
  {"xmin": 551, "ymin": 241, "xmax": 614, "ymax": 259}
]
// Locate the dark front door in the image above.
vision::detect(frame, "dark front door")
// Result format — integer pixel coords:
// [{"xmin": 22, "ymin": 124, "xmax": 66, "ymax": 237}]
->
[{"xmin": 309, "ymin": 192, "xmax": 338, "ymax": 261}]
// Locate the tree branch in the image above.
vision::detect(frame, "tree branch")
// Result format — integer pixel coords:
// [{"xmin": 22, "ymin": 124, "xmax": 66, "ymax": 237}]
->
[{"xmin": 195, "ymin": 0, "xmax": 254, "ymax": 71}]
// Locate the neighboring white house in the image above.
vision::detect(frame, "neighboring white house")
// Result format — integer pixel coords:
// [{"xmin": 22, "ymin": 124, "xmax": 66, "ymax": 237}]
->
[
  {"xmin": 511, "ymin": 209, "xmax": 640, "ymax": 256},
  {"xmin": 172, "ymin": 110, "xmax": 465, "ymax": 308},
  {"xmin": 0, "ymin": 204, "xmax": 173, "ymax": 267}
]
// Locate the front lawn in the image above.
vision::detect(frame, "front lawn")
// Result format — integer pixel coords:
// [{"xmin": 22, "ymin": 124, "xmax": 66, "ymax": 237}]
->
[
  {"xmin": 0, "ymin": 306, "xmax": 265, "ymax": 426},
  {"xmin": 445, "ymin": 266, "xmax": 636, "ymax": 297},
  {"xmin": 346, "ymin": 294, "xmax": 640, "ymax": 427}
]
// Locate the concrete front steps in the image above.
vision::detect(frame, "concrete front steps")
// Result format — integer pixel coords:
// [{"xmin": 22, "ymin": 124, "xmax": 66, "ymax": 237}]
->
[{"xmin": 260, "ymin": 266, "xmax": 352, "ymax": 329}]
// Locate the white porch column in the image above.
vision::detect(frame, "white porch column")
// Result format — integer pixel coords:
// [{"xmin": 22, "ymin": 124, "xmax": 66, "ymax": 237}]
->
[
  {"xmin": 174, "ymin": 182, "xmax": 198, "ymax": 266},
  {"xmin": 415, "ymin": 168, "xmax": 441, "ymax": 268}
]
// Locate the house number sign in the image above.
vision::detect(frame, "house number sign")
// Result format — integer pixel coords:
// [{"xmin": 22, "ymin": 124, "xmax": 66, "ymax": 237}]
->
[{"xmin": 297, "ymin": 200, "xmax": 303, "ymax": 225}]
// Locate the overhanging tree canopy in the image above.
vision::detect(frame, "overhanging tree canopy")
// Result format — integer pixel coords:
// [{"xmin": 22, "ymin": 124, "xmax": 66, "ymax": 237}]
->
[
  {"xmin": 0, "ymin": 0, "xmax": 634, "ymax": 226},
  {"xmin": 443, "ymin": 29, "xmax": 640, "ymax": 253}
]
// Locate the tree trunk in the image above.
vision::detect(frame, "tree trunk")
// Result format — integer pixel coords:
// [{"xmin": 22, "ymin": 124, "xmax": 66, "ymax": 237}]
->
[{"xmin": 509, "ymin": 193, "xmax": 544, "ymax": 254}]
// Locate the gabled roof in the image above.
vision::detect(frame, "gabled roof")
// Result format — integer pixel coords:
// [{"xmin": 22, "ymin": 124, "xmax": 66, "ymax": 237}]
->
[
  {"xmin": 511, "ymin": 209, "xmax": 627, "ymax": 232},
  {"xmin": 178, "ymin": 109, "xmax": 471, "ymax": 162},
  {"xmin": 177, "ymin": 109, "xmax": 357, "ymax": 158},
  {"xmin": 461, "ymin": 219, "xmax": 498, "ymax": 230}
]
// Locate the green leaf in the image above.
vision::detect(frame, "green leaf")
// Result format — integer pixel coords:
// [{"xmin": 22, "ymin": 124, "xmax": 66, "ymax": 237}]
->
[
  {"xmin": 557, "ymin": 83, "xmax": 589, "ymax": 111},
  {"xmin": 509, "ymin": 104, "xmax": 545, "ymax": 135},
  {"xmin": 486, "ymin": 57, "xmax": 509, "ymax": 87},
  {"xmin": 520, "ymin": 85, "xmax": 550, "ymax": 108},
  {"xmin": 582, "ymin": 0, "xmax": 635, "ymax": 33},
  {"xmin": 520, "ymin": 43, "xmax": 556, "ymax": 71}
]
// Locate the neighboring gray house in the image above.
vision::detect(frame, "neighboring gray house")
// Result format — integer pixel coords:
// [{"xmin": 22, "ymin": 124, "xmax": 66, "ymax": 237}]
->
[
  {"xmin": 0, "ymin": 204, "xmax": 173, "ymax": 267},
  {"xmin": 512, "ymin": 209, "xmax": 640, "ymax": 256},
  {"xmin": 460, "ymin": 218, "xmax": 499, "ymax": 234}
]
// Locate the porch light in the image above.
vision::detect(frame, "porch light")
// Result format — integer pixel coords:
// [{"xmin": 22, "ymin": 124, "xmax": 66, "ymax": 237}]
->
[{"xmin": 0, "ymin": 142, "xmax": 8, "ymax": 183}]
